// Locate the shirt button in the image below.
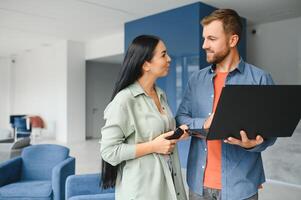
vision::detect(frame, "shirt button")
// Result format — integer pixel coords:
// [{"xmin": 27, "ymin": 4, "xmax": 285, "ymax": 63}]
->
[
  {"xmin": 202, "ymin": 165, "xmax": 205, "ymax": 169},
  {"xmin": 205, "ymin": 148, "xmax": 207, "ymax": 151},
  {"xmin": 177, "ymin": 192, "xmax": 180, "ymax": 195},
  {"xmin": 211, "ymin": 94, "xmax": 214, "ymax": 98},
  {"xmin": 208, "ymin": 112, "xmax": 211, "ymax": 115},
  {"xmin": 174, "ymin": 173, "xmax": 177, "ymax": 176}
]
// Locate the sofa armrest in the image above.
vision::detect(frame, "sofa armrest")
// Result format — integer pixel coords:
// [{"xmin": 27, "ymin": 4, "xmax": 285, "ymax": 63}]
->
[
  {"xmin": 52, "ymin": 157, "xmax": 75, "ymax": 200},
  {"xmin": 65, "ymin": 173, "xmax": 115, "ymax": 199},
  {"xmin": 0, "ymin": 156, "xmax": 22, "ymax": 186}
]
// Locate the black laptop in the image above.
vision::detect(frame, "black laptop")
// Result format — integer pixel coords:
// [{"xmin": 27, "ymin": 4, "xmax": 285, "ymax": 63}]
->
[{"xmin": 205, "ymin": 85, "xmax": 301, "ymax": 140}]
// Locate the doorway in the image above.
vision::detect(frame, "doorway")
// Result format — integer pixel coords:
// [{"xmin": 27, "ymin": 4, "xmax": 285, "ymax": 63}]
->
[{"xmin": 86, "ymin": 58, "xmax": 122, "ymax": 139}]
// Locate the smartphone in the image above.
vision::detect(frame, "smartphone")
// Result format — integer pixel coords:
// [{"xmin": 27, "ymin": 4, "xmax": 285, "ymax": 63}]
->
[{"xmin": 166, "ymin": 127, "xmax": 184, "ymax": 140}]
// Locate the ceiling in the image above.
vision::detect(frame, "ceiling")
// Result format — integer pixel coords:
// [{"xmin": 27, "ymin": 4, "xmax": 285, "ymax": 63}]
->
[{"xmin": 0, "ymin": 0, "xmax": 300, "ymax": 58}]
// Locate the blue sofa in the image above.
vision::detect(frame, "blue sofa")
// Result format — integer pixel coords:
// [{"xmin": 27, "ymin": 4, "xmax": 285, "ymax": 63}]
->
[
  {"xmin": 0, "ymin": 144, "xmax": 75, "ymax": 200},
  {"xmin": 66, "ymin": 173, "xmax": 115, "ymax": 200}
]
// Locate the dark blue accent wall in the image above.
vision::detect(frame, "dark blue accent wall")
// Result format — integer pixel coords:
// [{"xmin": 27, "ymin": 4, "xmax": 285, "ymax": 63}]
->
[
  {"xmin": 125, "ymin": 3, "xmax": 203, "ymax": 57},
  {"xmin": 125, "ymin": 2, "xmax": 246, "ymax": 167}
]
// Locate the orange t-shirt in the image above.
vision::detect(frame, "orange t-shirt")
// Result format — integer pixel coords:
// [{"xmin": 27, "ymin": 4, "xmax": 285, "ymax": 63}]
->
[{"xmin": 203, "ymin": 72, "xmax": 228, "ymax": 189}]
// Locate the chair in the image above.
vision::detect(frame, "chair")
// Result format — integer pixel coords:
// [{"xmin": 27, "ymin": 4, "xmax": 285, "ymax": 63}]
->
[
  {"xmin": 0, "ymin": 144, "xmax": 75, "ymax": 200},
  {"xmin": 66, "ymin": 173, "xmax": 115, "ymax": 200},
  {"xmin": 29, "ymin": 116, "xmax": 45, "ymax": 139},
  {"xmin": 0, "ymin": 137, "xmax": 31, "ymax": 163},
  {"xmin": 14, "ymin": 117, "xmax": 31, "ymax": 138}
]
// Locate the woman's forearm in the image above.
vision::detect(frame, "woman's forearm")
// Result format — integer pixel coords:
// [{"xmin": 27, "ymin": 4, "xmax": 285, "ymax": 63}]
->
[{"xmin": 135, "ymin": 141, "xmax": 154, "ymax": 158}]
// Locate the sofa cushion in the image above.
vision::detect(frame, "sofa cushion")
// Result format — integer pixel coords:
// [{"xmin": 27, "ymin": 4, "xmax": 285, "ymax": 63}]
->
[
  {"xmin": 69, "ymin": 193, "xmax": 115, "ymax": 200},
  {"xmin": 0, "ymin": 180, "xmax": 52, "ymax": 198}
]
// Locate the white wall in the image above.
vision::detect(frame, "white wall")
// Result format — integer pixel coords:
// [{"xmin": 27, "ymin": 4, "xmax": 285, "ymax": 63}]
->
[
  {"xmin": 67, "ymin": 41, "xmax": 86, "ymax": 143},
  {"xmin": 85, "ymin": 32, "xmax": 124, "ymax": 60},
  {"xmin": 11, "ymin": 41, "xmax": 67, "ymax": 140},
  {"xmin": 0, "ymin": 58, "xmax": 11, "ymax": 129},
  {"xmin": 299, "ymin": 35, "xmax": 301, "ymax": 83},
  {"xmin": 247, "ymin": 17, "xmax": 301, "ymax": 84},
  {"xmin": 11, "ymin": 40, "xmax": 85, "ymax": 143}
]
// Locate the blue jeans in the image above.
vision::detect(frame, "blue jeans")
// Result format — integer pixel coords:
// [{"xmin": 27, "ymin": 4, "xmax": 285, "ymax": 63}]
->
[{"xmin": 189, "ymin": 188, "xmax": 258, "ymax": 200}]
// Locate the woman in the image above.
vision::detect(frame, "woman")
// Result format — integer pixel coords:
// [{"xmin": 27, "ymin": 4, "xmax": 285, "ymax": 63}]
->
[{"xmin": 100, "ymin": 35, "xmax": 187, "ymax": 200}]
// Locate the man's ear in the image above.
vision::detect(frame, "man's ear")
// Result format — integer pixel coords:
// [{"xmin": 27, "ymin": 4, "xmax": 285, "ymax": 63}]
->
[{"xmin": 229, "ymin": 34, "xmax": 239, "ymax": 48}]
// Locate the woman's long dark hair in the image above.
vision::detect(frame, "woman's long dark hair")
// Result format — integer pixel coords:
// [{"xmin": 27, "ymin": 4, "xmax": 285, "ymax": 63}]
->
[{"xmin": 101, "ymin": 35, "xmax": 161, "ymax": 189}]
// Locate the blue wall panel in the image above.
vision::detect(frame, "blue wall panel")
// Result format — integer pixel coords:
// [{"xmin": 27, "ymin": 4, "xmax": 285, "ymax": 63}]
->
[{"xmin": 125, "ymin": 3, "xmax": 202, "ymax": 57}]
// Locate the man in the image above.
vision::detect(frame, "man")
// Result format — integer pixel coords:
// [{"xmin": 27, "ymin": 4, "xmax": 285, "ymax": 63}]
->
[{"xmin": 176, "ymin": 9, "xmax": 276, "ymax": 200}]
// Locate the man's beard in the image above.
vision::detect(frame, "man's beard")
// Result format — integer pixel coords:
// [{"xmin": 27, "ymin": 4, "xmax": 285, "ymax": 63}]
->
[{"xmin": 206, "ymin": 48, "xmax": 230, "ymax": 64}]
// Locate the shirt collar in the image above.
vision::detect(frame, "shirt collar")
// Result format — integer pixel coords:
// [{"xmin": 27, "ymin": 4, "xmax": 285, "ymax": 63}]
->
[
  {"xmin": 209, "ymin": 57, "xmax": 245, "ymax": 74},
  {"xmin": 129, "ymin": 81, "xmax": 165, "ymax": 99}
]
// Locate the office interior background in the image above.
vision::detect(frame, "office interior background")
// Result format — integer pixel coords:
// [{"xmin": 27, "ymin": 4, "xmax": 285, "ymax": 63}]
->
[{"xmin": 0, "ymin": 0, "xmax": 300, "ymax": 199}]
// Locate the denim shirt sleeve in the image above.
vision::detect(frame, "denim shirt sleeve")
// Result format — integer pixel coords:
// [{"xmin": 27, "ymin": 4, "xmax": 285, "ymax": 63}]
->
[
  {"xmin": 260, "ymin": 72, "xmax": 275, "ymax": 85},
  {"xmin": 100, "ymin": 102, "xmax": 136, "ymax": 166},
  {"xmin": 247, "ymin": 72, "xmax": 277, "ymax": 152},
  {"xmin": 176, "ymin": 75, "xmax": 207, "ymax": 134}
]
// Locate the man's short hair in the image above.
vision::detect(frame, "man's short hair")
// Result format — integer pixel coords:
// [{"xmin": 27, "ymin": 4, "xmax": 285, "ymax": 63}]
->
[{"xmin": 201, "ymin": 9, "xmax": 243, "ymax": 39}]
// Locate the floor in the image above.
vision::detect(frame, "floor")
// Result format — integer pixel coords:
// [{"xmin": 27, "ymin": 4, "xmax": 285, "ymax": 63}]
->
[{"xmin": 33, "ymin": 138, "xmax": 301, "ymax": 200}]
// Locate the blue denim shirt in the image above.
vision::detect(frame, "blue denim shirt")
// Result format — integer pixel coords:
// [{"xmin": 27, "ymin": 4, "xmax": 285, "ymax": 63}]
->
[{"xmin": 176, "ymin": 59, "xmax": 277, "ymax": 200}]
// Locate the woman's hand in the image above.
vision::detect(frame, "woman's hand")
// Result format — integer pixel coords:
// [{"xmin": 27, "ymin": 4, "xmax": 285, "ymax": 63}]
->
[{"xmin": 150, "ymin": 131, "xmax": 177, "ymax": 155}]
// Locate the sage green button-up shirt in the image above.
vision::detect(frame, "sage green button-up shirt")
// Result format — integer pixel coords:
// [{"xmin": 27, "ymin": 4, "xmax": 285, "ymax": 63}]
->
[{"xmin": 100, "ymin": 82, "xmax": 187, "ymax": 200}]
